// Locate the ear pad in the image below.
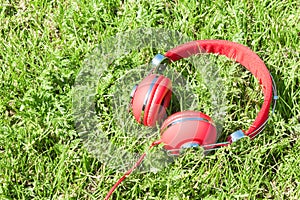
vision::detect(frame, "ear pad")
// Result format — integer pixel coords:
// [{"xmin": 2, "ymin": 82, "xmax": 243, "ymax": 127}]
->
[
  {"xmin": 160, "ymin": 111, "xmax": 217, "ymax": 152},
  {"xmin": 131, "ymin": 74, "xmax": 172, "ymax": 126}
]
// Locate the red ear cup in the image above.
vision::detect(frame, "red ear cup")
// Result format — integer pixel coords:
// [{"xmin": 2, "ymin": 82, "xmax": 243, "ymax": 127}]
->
[
  {"xmin": 131, "ymin": 74, "xmax": 172, "ymax": 126},
  {"xmin": 160, "ymin": 111, "xmax": 217, "ymax": 153}
]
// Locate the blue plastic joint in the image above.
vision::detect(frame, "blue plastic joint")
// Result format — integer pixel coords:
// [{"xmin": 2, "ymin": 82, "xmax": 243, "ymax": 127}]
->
[
  {"xmin": 151, "ymin": 54, "xmax": 168, "ymax": 67},
  {"xmin": 227, "ymin": 130, "xmax": 246, "ymax": 143}
]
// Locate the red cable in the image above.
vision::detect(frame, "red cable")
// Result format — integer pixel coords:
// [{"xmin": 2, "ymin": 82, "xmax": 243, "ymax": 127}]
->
[{"xmin": 104, "ymin": 140, "xmax": 161, "ymax": 200}]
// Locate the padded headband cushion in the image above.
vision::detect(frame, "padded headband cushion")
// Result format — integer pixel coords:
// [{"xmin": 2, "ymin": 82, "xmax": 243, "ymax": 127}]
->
[{"xmin": 165, "ymin": 40, "xmax": 273, "ymax": 136}]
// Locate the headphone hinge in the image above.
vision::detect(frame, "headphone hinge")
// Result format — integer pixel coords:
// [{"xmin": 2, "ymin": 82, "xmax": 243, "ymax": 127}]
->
[
  {"xmin": 227, "ymin": 130, "xmax": 247, "ymax": 143},
  {"xmin": 149, "ymin": 54, "xmax": 170, "ymax": 74}
]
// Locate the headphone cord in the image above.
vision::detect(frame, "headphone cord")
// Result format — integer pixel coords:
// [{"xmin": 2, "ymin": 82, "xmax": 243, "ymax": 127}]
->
[{"xmin": 104, "ymin": 140, "xmax": 161, "ymax": 200}]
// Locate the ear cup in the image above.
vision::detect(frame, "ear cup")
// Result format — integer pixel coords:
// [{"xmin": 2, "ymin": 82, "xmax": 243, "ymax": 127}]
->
[
  {"xmin": 131, "ymin": 74, "xmax": 172, "ymax": 126},
  {"xmin": 143, "ymin": 77, "xmax": 172, "ymax": 126},
  {"xmin": 160, "ymin": 111, "xmax": 217, "ymax": 152}
]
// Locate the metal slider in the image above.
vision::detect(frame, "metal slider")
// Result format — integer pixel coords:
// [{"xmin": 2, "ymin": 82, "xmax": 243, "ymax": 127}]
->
[
  {"xmin": 181, "ymin": 142, "xmax": 200, "ymax": 149},
  {"xmin": 149, "ymin": 54, "xmax": 170, "ymax": 74},
  {"xmin": 165, "ymin": 142, "xmax": 230, "ymax": 156},
  {"xmin": 227, "ymin": 130, "xmax": 247, "ymax": 143},
  {"xmin": 270, "ymin": 74, "xmax": 278, "ymax": 114},
  {"xmin": 151, "ymin": 54, "xmax": 169, "ymax": 67}
]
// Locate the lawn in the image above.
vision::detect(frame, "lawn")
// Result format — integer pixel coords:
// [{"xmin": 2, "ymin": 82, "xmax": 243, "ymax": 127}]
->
[{"xmin": 0, "ymin": 0, "xmax": 299, "ymax": 199}]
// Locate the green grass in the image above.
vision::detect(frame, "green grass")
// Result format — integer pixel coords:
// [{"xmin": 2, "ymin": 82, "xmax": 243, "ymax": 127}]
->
[{"xmin": 0, "ymin": 0, "xmax": 299, "ymax": 199}]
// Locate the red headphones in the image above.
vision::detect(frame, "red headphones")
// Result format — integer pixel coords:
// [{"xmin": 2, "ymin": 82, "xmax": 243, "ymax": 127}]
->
[{"xmin": 105, "ymin": 40, "xmax": 277, "ymax": 199}]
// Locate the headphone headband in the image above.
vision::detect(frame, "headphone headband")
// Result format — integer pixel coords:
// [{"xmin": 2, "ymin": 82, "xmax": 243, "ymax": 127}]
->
[
  {"xmin": 105, "ymin": 40, "xmax": 278, "ymax": 199},
  {"xmin": 164, "ymin": 40, "xmax": 274, "ymax": 137}
]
